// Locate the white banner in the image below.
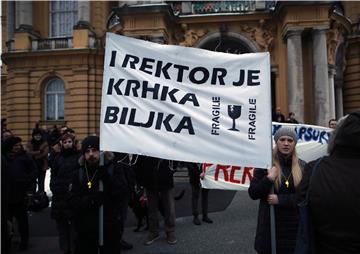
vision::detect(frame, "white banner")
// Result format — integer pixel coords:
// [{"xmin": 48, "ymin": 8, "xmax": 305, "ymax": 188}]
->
[
  {"xmin": 100, "ymin": 33, "xmax": 272, "ymax": 168},
  {"xmin": 201, "ymin": 123, "xmax": 332, "ymax": 190}
]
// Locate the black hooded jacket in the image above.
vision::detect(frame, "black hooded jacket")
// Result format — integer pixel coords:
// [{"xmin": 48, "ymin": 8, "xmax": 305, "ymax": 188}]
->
[
  {"xmin": 50, "ymin": 147, "xmax": 80, "ymax": 219},
  {"xmin": 4, "ymin": 150, "xmax": 37, "ymax": 205},
  {"xmin": 298, "ymin": 111, "xmax": 360, "ymax": 254},
  {"xmin": 134, "ymin": 156, "xmax": 177, "ymax": 191},
  {"xmin": 68, "ymin": 153, "xmax": 128, "ymax": 235}
]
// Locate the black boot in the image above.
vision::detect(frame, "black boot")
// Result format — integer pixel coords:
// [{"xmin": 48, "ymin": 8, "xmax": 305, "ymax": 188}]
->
[
  {"xmin": 193, "ymin": 215, "xmax": 201, "ymax": 225},
  {"xmin": 202, "ymin": 215, "xmax": 213, "ymax": 224},
  {"xmin": 120, "ymin": 239, "xmax": 133, "ymax": 250}
]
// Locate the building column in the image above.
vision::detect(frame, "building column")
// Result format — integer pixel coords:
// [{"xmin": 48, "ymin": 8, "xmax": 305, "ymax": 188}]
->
[
  {"xmin": 14, "ymin": 1, "xmax": 37, "ymax": 50},
  {"xmin": 286, "ymin": 29, "xmax": 304, "ymax": 122},
  {"xmin": 73, "ymin": 1, "xmax": 94, "ymax": 48},
  {"xmin": 334, "ymin": 77, "xmax": 344, "ymax": 118},
  {"xmin": 328, "ymin": 65, "xmax": 336, "ymax": 119},
  {"xmin": 15, "ymin": 1, "xmax": 33, "ymax": 30},
  {"xmin": 78, "ymin": 1, "xmax": 90, "ymax": 24},
  {"xmin": 313, "ymin": 28, "xmax": 330, "ymax": 126}
]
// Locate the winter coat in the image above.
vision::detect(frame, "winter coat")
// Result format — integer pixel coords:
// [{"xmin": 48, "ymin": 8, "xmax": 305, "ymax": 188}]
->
[
  {"xmin": 114, "ymin": 152, "xmax": 136, "ymax": 197},
  {"xmin": 298, "ymin": 111, "xmax": 360, "ymax": 254},
  {"xmin": 50, "ymin": 148, "xmax": 80, "ymax": 220},
  {"xmin": 26, "ymin": 140, "xmax": 49, "ymax": 172},
  {"xmin": 248, "ymin": 156, "xmax": 306, "ymax": 254},
  {"xmin": 4, "ymin": 150, "xmax": 37, "ymax": 205},
  {"xmin": 68, "ymin": 153, "xmax": 128, "ymax": 235},
  {"xmin": 134, "ymin": 156, "xmax": 177, "ymax": 191},
  {"xmin": 184, "ymin": 162, "xmax": 201, "ymax": 185}
]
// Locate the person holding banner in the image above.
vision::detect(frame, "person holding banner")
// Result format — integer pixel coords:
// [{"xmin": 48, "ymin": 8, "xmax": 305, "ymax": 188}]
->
[
  {"xmin": 183, "ymin": 162, "xmax": 213, "ymax": 225},
  {"xmin": 298, "ymin": 111, "xmax": 360, "ymax": 253},
  {"xmin": 248, "ymin": 127, "xmax": 306, "ymax": 254},
  {"xmin": 69, "ymin": 136, "xmax": 128, "ymax": 254},
  {"xmin": 135, "ymin": 156, "xmax": 178, "ymax": 246}
]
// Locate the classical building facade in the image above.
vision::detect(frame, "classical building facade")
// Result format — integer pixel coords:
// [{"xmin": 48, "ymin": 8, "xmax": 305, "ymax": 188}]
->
[{"xmin": 1, "ymin": 1, "xmax": 359, "ymax": 142}]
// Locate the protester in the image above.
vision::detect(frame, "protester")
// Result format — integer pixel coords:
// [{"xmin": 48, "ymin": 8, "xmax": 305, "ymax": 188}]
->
[
  {"xmin": 272, "ymin": 107, "xmax": 285, "ymax": 123},
  {"xmin": 2, "ymin": 129, "xmax": 13, "ymax": 142},
  {"xmin": 248, "ymin": 127, "xmax": 306, "ymax": 254},
  {"xmin": 135, "ymin": 157, "xmax": 178, "ymax": 245},
  {"xmin": 3, "ymin": 136, "xmax": 37, "ymax": 251},
  {"xmin": 286, "ymin": 112, "xmax": 299, "ymax": 124},
  {"xmin": 49, "ymin": 125, "xmax": 61, "ymax": 148},
  {"xmin": 2, "ymin": 129, "xmax": 13, "ymax": 156},
  {"xmin": 183, "ymin": 162, "xmax": 213, "ymax": 225},
  {"xmin": 48, "ymin": 138, "xmax": 61, "ymax": 170},
  {"xmin": 50, "ymin": 133, "xmax": 80, "ymax": 254},
  {"xmin": 328, "ymin": 118, "xmax": 337, "ymax": 129},
  {"xmin": 298, "ymin": 111, "xmax": 360, "ymax": 253},
  {"xmin": 68, "ymin": 136, "xmax": 127, "ymax": 254},
  {"xmin": 26, "ymin": 128, "xmax": 49, "ymax": 192}
]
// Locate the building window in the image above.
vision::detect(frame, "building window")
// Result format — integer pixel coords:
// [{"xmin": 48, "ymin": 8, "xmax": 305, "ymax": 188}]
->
[
  {"xmin": 50, "ymin": 1, "xmax": 78, "ymax": 37},
  {"xmin": 45, "ymin": 78, "xmax": 65, "ymax": 121}
]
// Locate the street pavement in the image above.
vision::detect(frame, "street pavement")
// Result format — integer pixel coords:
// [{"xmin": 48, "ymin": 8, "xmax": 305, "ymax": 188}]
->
[{"xmin": 7, "ymin": 179, "xmax": 259, "ymax": 254}]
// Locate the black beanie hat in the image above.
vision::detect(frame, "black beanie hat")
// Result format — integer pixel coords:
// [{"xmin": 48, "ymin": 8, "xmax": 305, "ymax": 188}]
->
[
  {"xmin": 32, "ymin": 128, "xmax": 43, "ymax": 137},
  {"xmin": 3, "ymin": 136, "xmax": 22, "ymax": 153},
  {"xmin": 81, "ymin": 136, "xmax": 99, "ymax": 154}
]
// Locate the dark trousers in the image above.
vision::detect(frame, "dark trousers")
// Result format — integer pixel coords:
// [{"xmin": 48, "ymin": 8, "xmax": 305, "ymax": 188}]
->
[
  {"xmin": 74, "ymin": 221, "xmax": 121, "ymax": 254},
  {"xmin": 7, "ymin": 204, "xmax": 29, "ymax": 245},
  {"xmin": 147, "ymin": 188, "xmax": 175, "ymax": 234},
  {"xmin": 191, "ymin": 184, "xmax": 209, "ymax": 217},
  {"xmin": 56, "ymin": 218, "xmax": 76, "ymax": 254},
  {"xmin": 119, "ymin": 195, "xmax": 129, "ymax": 237},
  {"xmin": 37, "ymin": 170, "xmax": 46, "ymax": 192}
]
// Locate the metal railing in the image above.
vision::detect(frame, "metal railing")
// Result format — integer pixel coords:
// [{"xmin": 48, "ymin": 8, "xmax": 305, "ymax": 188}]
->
[
  {"xmin": 32, "ymin": 37, "xmax": 73, "ymax": 50},
  {"xmin": 169, "ymin": 1, "xmax": 276, "ymax": 16}
]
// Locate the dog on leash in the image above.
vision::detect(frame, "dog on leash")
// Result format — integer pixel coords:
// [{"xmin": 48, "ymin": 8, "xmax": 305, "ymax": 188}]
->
[{"xmin": 130, "ymin": 186, "xmax": 186, "ymax": 232}]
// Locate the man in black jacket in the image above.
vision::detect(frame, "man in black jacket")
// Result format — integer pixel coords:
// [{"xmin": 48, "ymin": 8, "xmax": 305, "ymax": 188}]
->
[
  {"xmin": 69, "ymin": 136, "xmax": 127, "ymax": 254},
  {"xmin": 4, "ymin": 136, "xmax": 37, "ymax": 251},
  {"xmin": 50, "ymin": 133, "xmax": 80, "ymax": 254},
  {"xmin": 298, "ymin": 111, "xmax": 360, "ymax": 253}
]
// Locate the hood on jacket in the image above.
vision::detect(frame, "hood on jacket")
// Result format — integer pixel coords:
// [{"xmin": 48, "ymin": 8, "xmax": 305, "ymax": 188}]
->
[
  {"xmin": 328, "ymin": 111, "xmax": 360, "ymax": 155},
  {"xmin": 78, "ymin": 151, "xmax": 114, "ymax": 166}
]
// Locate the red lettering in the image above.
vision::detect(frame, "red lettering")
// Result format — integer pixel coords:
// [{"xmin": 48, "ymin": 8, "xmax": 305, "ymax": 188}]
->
[
  {"xmin": 230, "ymin": 166, "xmax": 241, "ymax": 184},
  {"xmin": 242, "ymin": 167, "xmax": 254, "ymax": 184},
  {"xmin": 202, "ymin": 163, "xmax": 213, "ymax": 174},
  {"xmin": 215, "ymin": 165, "xmax": 229, "ymax": 181}
]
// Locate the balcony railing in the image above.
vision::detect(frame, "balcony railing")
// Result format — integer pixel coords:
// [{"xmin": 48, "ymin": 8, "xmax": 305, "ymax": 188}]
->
[
  {"xmin": 169, "ymin": 1, "xmax": 276, "ymax": 16},
  {"xmin": 32, "ymin": 37, "xmax": 73, "ymax": 51}
]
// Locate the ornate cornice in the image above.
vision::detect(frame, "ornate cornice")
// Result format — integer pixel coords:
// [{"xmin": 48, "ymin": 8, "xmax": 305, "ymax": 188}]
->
[
  {"xmin": 238, "ymin": 19, "xmax": 276, "ymax": 52},
  {"xmin": 327, "ymin": 21, "xmax": 345, "ymax": 65},
  {"xmin": 178, "ymin": 24, "xmax": 208, "ymax": 47}
]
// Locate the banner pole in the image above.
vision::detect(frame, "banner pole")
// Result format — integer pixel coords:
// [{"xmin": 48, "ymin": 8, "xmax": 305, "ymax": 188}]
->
[
  {"xmin": 270, "ymin": 119, "xmax": 276, "ymax": 254},
  {"xmin": 99, "ymin": 152, "xmax": 104, "ymax": 252},
  {"xmin": 270, "ymin": 185, "xmax": 276, "ymax": 254}
]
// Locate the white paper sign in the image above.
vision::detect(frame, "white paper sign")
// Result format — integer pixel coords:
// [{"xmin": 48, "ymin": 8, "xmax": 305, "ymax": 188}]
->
[{"xmin": 100, "ymin": 33, "xmax": 272, "ymax": 168}]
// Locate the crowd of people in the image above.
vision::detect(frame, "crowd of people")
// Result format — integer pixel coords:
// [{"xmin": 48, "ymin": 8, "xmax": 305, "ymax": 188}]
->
[
  {"xmin": 1, "ymin": 123, "xmax": 211, "ymax": 253},
  {"xmin": 2, "ymin": 111, "xmax": 359, "ymax": 254}
]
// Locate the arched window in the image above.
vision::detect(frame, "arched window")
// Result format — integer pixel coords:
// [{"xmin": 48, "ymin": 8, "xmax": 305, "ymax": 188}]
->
[{"xmin": 45, "ymin": 78, "xmax": 65, "ymax": 121}]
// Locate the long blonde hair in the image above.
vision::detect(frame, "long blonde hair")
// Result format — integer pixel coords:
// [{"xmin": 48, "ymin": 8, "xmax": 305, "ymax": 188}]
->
[{"xmin": 272, "ymin": 146, "xmax": 302, "ymax": 190}]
